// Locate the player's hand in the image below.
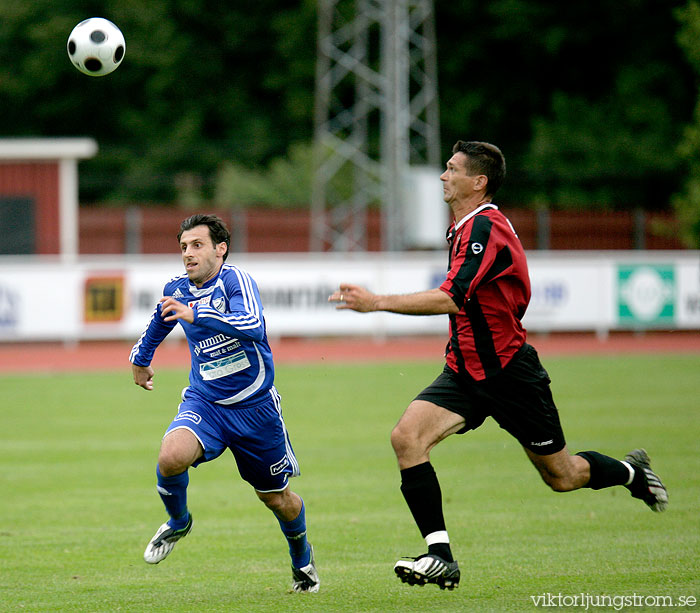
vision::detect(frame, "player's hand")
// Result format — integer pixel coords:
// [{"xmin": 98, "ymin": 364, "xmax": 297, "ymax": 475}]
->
[
  {"xmin": 328, "ymin": 284, "xmax": 378, "ymax": 312},
  {"xmin": 160, "ymin": 296, "xmax": 194, "ymax": 323},
  {"xmin": 132, "ymin": 364, "xmax": 155, "ymax": 391}
]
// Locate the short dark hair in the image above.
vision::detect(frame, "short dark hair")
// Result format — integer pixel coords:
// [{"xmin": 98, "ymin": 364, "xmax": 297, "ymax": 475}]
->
[
  {"xmin": 451, "ymin": 140, "xmax": 506, "ymax": 197},
  {"xmin": 178, "ymin": 214, "xmax": 231, "ymax": 260}
]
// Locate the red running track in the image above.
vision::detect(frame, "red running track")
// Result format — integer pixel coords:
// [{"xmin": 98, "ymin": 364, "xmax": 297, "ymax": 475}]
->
[{"xmin": 0, "ymin": 331, "xmax": 699, "ymax": 374}]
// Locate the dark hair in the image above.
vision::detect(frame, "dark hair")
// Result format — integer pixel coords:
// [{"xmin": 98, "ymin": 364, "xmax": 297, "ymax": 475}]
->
[
  {"xmin": 451, "ymin": 140, "xmax": 506, "ymax": 197},
  {"xmin": 178, "ymin": 214, "xmax": 231, "ymax": 260}
]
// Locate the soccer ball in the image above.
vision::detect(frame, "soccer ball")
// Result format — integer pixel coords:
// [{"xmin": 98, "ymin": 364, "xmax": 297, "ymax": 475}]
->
[{"xmin": 67, "ymin": 18, "xmax": 126, "ymax": 77}]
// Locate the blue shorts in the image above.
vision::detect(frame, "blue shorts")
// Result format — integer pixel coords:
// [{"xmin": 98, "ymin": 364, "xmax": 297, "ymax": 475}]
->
[{"xmin": 165, "ymin": 386, "xmax": 300, "ymax": 492}]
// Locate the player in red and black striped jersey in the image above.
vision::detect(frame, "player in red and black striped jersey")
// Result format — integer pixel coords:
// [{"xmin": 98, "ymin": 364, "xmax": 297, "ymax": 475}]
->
[
  {"xmin": 441, "ymin": 200, "xmax": 529, "ymax": 380},
  {"xmin": 329, "ymin": 140, "xmax": 667, "ymax": 591}
]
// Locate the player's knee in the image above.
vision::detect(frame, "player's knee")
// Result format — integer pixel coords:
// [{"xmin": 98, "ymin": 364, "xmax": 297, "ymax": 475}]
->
[
  {"xmin": 157, "ymin": 450, "xmax": 190, "ymax": 476},
  {"xmin": 257, "ymin": 488, "xmax": 299, "ymax": 519},
  {"xmin": 542, "ymin": 473, "xmax": 577, "ymax": 492},
  {"xmin": 257, "ymin": 490, "xmax": 283, "ymax": 511},
  {"xmin": 547, "ymin": 478, "xmax": 571, "ymax": 492},
  {"xmin": 390, "ymin": 423, "xmax": 411, "ymax": 456}
]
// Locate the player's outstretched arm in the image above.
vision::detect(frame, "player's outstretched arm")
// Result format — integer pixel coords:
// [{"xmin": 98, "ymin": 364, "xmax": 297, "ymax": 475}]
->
[
  {"xmin": 132, "ymin": 364, "xmax": 155, "ymax": 391},
  {"xmin": 329, "ymin": 284, "xmax": 458, "ymax": 315},
  {"xmin": 328, "ymin": 284, "xmax": 379, "ymax": 312}
]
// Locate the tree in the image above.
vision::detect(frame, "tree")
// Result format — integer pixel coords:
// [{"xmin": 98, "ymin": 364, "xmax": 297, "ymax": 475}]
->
[
  {"xmin": 674, "ymin": 0, "xmax": 700, "ymax": 247},
  {"xmin": 434, "ymin": 0, "xmax": 694, "ymax": 209},
  {"xmin": 0, "ymin": 0, "xmax": 695, "ymax": 212},
  {"xmin": 0, "ymin": 0, "xmax": 318, "ymax": 202}
]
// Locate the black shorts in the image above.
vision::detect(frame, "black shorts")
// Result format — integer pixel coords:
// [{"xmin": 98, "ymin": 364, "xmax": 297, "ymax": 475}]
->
[{"xmin": 415, "ymin": 343, "xmax": 566, "ymax": 455}]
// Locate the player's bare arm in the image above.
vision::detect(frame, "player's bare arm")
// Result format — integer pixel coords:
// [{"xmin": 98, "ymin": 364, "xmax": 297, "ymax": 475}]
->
[
  {"xmin": 160, "ymin": 296, "xmax": 194, "ymax": 323},
  {"xmin": 132, "ymin": 363, "xmax": 155, "ymax": 391},
  {"xmin": 329, "ymin": 284, "xmax": 458, "ymax": 315}
]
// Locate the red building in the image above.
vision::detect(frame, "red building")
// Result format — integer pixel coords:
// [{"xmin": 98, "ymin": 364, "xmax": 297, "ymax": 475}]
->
[{"xmin": 0, "ymin": 138, "xmax": 97, "ymax": 257}]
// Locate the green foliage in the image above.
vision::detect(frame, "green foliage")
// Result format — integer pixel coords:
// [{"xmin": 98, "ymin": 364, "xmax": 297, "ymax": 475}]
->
[
  {"xmin": 0, "ymin": 0, "xmax": 697, "ymax": 212},
  {"xmin": 1, "ymin": 354, "xmax": 699, "ymax": 611},
  {"xmin": 0, "ymin": 0, "xmax": 317, "ymax": 203},
  {"xmin": 674, "ymin": 0, "xmax": 700, "ymax": 247},
  {"xmin": 214, "ymin": 142, "xmax": 314, "ymax": 208},
  {"xmin": 525, "ymin": 70, "xmax": 679, "ymax": 208},
  {"xmin": 435, "ymin": 0, "xmax": 694, "ymax": 210}
]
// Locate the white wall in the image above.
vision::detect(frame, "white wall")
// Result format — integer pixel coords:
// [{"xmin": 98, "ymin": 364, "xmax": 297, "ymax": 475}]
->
[{"xmin": 1, "ymin": 251, "xmax": 699, "ymax": 342}]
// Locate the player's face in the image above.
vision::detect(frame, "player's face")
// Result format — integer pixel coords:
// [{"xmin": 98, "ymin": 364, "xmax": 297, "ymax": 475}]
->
[
  {"xmin": 179, "ymin": 225, "xmax": 226, "ymax": 287},
  {"xmin": 440, "ymin": 152, "xmax": 480, "ymax": 206}
]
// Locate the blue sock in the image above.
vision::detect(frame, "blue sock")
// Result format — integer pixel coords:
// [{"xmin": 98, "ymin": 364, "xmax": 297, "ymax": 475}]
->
[
  {"xmin": 156, "ymin": 465, "xmax": 190, "ymax": 530},
  {"xmin": 277, "ymin": 499, "xmax": 310, "ymax": 568}
]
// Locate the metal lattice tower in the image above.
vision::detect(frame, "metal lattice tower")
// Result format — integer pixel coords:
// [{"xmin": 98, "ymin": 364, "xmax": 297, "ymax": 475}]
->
[{"xmin": 310, "ymin": 0, "xmax": 440, "ymax": 252}]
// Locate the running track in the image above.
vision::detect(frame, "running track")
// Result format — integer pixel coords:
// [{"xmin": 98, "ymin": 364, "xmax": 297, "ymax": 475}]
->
[{"xmin": 0, "ymin": 332, "xmax": 699, "ymax": 373}]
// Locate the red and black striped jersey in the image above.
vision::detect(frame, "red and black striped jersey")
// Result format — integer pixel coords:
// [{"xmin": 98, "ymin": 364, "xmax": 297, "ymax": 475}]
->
[{"xmin": 439, "ymin": 204, "xmax": 530, "ymax": 380}]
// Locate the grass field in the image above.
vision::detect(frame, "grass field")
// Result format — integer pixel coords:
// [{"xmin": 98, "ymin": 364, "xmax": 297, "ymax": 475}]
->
[{"xmin": 1, "ymin": 354, "xmax": 699, "ymax": 612}]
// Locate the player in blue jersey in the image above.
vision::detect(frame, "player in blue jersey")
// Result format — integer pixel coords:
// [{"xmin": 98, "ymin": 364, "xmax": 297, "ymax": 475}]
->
[{"xmin": 130, "ymin": 214, "xmax": 319, "ymax": 593}]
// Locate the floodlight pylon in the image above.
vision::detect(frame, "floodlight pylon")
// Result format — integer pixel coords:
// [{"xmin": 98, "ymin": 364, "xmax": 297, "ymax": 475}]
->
[{"xmin": 311, "ymin": 0, "xmax": 440, "ymax": 252}]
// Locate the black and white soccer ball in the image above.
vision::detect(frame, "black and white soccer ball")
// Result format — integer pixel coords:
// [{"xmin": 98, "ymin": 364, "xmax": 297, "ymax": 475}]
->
[{"xmin": 67, "ymin": 18, "xmax": 126, "ymax": 77}]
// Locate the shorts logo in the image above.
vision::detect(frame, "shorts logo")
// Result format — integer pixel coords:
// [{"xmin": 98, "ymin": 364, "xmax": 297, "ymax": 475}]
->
[
  {"xmin": 177, "ymin": 410, "xmax": 202, "ymax": 424},
  {"xmin": 530, "ymin": 439, "xmax": 554, "ymax": 447},
  {"xmin": 471, "ymin": 242, "xmax": 483, "ymax": 255},
  {"xmin": 270, "ymin": 456, "xmax": 290, "ymax": 476}
]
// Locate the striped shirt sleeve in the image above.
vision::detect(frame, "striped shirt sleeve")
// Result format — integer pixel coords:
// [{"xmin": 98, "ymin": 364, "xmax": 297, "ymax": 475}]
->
[{"xmin": 192, "ymin": 267, "xmax": 265, "ymax": 342}]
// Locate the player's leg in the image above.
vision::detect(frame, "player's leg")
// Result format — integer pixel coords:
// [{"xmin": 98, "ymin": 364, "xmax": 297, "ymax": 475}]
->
[
  {"xmin": 524, "ymin": 445, "xmax": 614, "ymax": 491},
  {"xmin": 391, "ymin": 399, "xmax": 466, "ymax": 469},
  {"xmin": 525, "ymin": 446, "xmax": 667, "ymax": 511},
  {"xmin": 144, "ymin": 427, "xmax": 203, "ymax": 564},
  {"xmin": 498, "ymin": 345, "xmax": 668, "ymax": 511},
  {"xmin": 228, "ymin": 389, "xmax": 319, "ymax": 592},
  {"xmin": 256, "ymin": 487, "xmax": 307, "ymax": 566},
  {"xmin": 156, "ymin": 427, "xmax": 203, "ymax": 524},
  {"xmin": 502, "ymin": 346, "xmax": 667, "ymax": 510},
  {"xmin": 145, "ymin": 395, "xmax": 225, "ymax": 564},
  {"xmin": 391, "ymin": 399, "xmax": 465, "ymax": 590},
  {"xmin": 256, "ymin": 487, "xmax": 318, "ymax": 592}
]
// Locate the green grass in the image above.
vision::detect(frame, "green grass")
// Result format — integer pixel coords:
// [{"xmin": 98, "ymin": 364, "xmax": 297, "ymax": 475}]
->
[{"xmin": 1, "ymin": 355, "xmax": 699, "ymax": 612}]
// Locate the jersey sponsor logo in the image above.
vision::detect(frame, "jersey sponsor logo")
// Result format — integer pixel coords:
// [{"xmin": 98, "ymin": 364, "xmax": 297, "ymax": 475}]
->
[
  {"xmin": 471, "ymin": 242, "xmax": 484, "ymax": 255},
  {"xmin": 199, "ymin": 350, "xmax": 251, "ymax": 380},
  {"xmin": 270, "ymin": 455, "xmax": 290, "ymax": 476},
  {"xmin": 194, "ymin": 335, "xmax": 241, "ymax": 357},
  {"xmin": 198, "ymin": 333, "xmax": 231, "ymax": 350},
  {"xmin": 176, "ymin": 410, "xmax": 202, "ymax": 424},
  {"xmin": 188, "ymin": 296, "xmax": 211, "ymax": 309}
]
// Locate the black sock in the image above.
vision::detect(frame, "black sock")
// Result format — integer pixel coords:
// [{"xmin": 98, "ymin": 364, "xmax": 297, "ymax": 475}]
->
[
  {"xmin": 576, "ymin": 451, "xmax": 632, "ymax": 490},
  {"xmin": 626, "ymin": 464, "xmax": 648, "ymax": 497},
  {"xmin": 428, "ymin": 542, "xmax": 453, "ymax": 562},
  {"xmin": 400, "ymin": 462, "xmax": 453, "ymax": 562}
]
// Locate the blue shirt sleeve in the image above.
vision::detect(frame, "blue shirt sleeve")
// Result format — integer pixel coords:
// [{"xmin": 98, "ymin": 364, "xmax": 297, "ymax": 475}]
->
[{"xmin": 129, "ymin": 294, "xmax": 177, "ymax": 366}]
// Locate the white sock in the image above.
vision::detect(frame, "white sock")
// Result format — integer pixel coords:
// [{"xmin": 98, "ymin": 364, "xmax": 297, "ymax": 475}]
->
[
  {"xmin": 425, "ymin": 530, "xmax": 450, "ymax": 546},
  {"xmin": 621, "ymin": 461, "xmax": 636, "ymax": 486}
]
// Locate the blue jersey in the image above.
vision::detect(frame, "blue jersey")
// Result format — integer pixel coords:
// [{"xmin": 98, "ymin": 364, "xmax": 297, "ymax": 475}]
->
[{"xmin": 130, "ymin": 263, "xmax": 275, "ymax": 407}]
